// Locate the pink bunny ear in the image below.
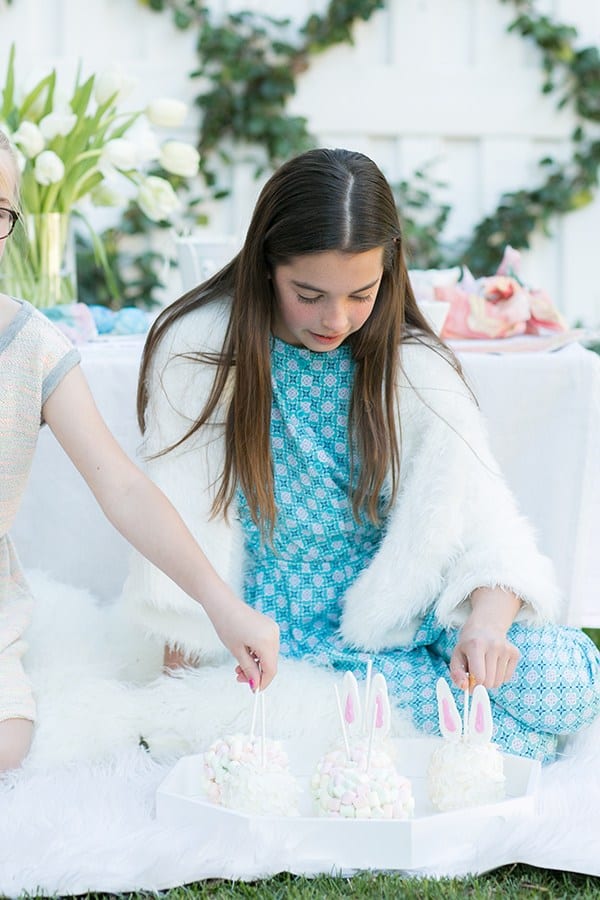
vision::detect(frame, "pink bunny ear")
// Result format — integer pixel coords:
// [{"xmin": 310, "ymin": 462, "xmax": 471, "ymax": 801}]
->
[
  {"xmin": 367, "ymin": 673, "xmax": 391, "ymax": 738},
  {"xmin": 436, "ymin": 678, "xmax": 462, "ymax": 742},
  {"xmin": 468, "ymin": 684, "xmax": 493, "ymax": 744},
  {"xmin": 342, "ymin": 671, "xmax": 361, "ymax": 729}
]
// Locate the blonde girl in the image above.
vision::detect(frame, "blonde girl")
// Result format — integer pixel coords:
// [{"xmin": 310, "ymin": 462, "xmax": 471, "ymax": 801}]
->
[{"xmin": 0, "ymin": 130, "xmax": 279, "ymax": 771}]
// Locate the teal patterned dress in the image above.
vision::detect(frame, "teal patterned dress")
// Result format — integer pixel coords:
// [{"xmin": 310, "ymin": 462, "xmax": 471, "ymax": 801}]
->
[{"xmin": 238, "ymin": 338, "xmax": 600, "ymax": 762}]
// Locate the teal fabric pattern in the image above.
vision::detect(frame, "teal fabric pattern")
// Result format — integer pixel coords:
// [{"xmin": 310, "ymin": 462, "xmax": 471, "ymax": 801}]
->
[
  {"xmin": 238, "ymin": 338, "xmax": 600, "ymax": 762},
  {"xmin": 239, "ymin": 338, "xmax": 387, "ymax": 658}
]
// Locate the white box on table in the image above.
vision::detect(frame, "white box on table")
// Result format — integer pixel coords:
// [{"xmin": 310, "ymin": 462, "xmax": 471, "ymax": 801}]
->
[{"xmin": 155, "ymin": 737, "xmax": 541, "ymax": 872}]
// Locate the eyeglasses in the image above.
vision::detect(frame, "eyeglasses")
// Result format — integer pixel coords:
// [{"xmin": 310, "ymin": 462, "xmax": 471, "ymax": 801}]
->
[{"xmin": 0, "ymin": 207, "xmax": 19, "ymax": 240}]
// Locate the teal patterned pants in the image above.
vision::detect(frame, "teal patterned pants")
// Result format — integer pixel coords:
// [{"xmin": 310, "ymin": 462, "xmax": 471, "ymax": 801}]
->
[{"xmin": 298, "ymin": 611, "xmax": 600, "ymax": 763}]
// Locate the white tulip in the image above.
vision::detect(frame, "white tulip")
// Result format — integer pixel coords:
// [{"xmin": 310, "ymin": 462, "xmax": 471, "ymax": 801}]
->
[
  {"xmin": 13, "ymin": 121, "xmax": 45, "ymax": 159},
  {"xmin": 94, "ymin": 64, "xmax": 137, "ymax": 106},
  {"xmin": 102, "ymin": 138, "xmax": 138, "ymax": 171},
  {"xmin": 39, "ymin": 112, "xmax": 78, "ymax": 141},
  {"xmin": 159, "ymin": 140, "xmax": 200, "ymax": 178},
  {"xmin": 135, "ymin": 128, "xmax": 161, "ymax": 164},
  {"xmin": 137, "ymin": 175, "xmax": 181, "ymax": 222},
  {"xmin": 34, "ymin": 150, "xmax": 65, "ymax": 185},
  {"xmin": 146, "ymin": 98, "xmax": 188, "ymax": 129}
]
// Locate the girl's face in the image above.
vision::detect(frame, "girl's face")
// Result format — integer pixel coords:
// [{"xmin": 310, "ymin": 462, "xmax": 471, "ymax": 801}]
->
[{"xmin": 271, "ymin": 248, "xmax": 384, "ymax": 352}]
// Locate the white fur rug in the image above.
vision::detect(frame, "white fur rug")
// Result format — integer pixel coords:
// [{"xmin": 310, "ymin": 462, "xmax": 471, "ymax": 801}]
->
[{"xmin": 1, "ymin": 573, "xmax": 599, "ymax": 897}]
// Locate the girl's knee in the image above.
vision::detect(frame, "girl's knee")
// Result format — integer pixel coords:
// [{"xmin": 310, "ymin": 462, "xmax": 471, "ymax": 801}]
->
[
  {"xmin": 501, "ymin": 676, "xmax": 600, "ymax": 736},
  {"xmin": 512, "ymin": 625, "xmax": 600, "ymax": 687},
  {"xmin": 494, "ymin": 626, "xmax": 600, "ymax": 734},
  {"xmin": 0, "ymin": 718, "xmax": 34, "ymax": 771}
]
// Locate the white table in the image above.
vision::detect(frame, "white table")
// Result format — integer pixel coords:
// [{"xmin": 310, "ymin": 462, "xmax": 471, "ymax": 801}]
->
[{"xmin": 12, "ymin": 337, "xmax": 600, "ymax": 626}]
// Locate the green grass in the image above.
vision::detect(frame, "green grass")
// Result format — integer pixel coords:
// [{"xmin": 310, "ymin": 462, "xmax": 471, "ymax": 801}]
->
[
  {"xmin": 584, "ymin": 628, "xmax": 600, "ymax": 651},
  {"xmin": 67, "ymin": 864, "xmax": 600, "ymax": 898}
]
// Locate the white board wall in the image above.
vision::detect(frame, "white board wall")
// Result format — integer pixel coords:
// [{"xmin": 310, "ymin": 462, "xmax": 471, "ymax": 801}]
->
[{"xmin": 1, "ymin": 0, "xmax": 599, "ymax": 324}]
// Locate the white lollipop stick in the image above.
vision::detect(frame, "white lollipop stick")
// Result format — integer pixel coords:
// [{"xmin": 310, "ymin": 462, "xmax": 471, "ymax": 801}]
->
[
  {"xmin": 366, "ymin": 700, "xmax": 378, "ymax": 772},
  {"xmin": 249, "ymin": 687, "xmax": 260, "ymax": 742},
  {"xmin": 362, "ymin": 659, "xmax": 373, "ymax": 733},
  {"xmin": 334, "ymin": 683, "xmax": 351, "ymax": 761},
  {"xmin": 260, "ymin": 690, "xmax": 266, "ymax": 768},
  {"xmin": 463, "ymin": 684, "xmax": 469, "ymax": 740}
]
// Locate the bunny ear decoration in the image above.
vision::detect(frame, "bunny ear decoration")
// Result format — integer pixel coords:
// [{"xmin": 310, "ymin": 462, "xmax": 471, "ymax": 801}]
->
[
  {"xmin": 342, "ymin": 671, "xmax": 361, "ymax": 730},
  {"xmin": 468, "ymin": 684, "xmax": 493, "ymax": 744},
  {"xmin": 436, "ymin": 678, "xmax": 462, "ymax": 742},
  {"xmin": 367, "ymin": 673, "xmax": 391, "ymax": 739}
]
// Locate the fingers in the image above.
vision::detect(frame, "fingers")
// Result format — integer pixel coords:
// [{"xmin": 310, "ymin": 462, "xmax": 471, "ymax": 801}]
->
[
  {"xmin": 451, "ymin": 638, "xmax": 520, "ymax": 690},
  {"xmin": 465, "ymin": 648, "xmax": 487, "ymax": 687},
  {"xmin": 449, "ymin": 649, "xmax": 469, "ymax": 689},
  {"xmin": 486, "ymin": 654, "xmax": 508, "ymax": 688},
  {"xmin": 256, "ymin": 650, "xmax": 277, "ymax": 691},
  {"xmin": 235, "ymin": 648, "xmax": 262, "ymax": 691},
  {"xmin": 481, "ymin": 643, "xmax": 520, "ymax": 689},
  {"xmin": 450, "ymin": 644, "xmax": 487, "ymax": 689},
  {"xmin": 235, "ymin": 664, "xmax": 249, "ymax": 684},
  {"xmin": 233, "ymin": 644, "xmax": 278, "ymax": 692}
]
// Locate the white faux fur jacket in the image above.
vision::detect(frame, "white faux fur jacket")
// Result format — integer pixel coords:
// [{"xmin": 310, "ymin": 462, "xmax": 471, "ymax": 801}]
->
[{"xmin": 122, "ymin": 298, "xmax": 561, "ymax": 660}]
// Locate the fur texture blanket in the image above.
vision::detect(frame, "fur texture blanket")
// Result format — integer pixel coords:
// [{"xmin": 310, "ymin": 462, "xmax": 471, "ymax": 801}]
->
[{"xmin": 1, "ymin": 572, "xmax": 599, "ymax": 897}]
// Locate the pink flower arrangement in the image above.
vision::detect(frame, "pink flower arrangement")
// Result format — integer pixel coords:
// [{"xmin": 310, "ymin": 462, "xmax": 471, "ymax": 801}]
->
[{"xmin": 434, "ymin": 246, "xmax": 567, "ymax": 340}]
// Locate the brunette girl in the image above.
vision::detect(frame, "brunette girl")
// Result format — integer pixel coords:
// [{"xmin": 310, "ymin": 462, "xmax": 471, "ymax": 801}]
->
[{"xmin": 125, "ymin": 147, "xmax": 600, "ymax": 761}]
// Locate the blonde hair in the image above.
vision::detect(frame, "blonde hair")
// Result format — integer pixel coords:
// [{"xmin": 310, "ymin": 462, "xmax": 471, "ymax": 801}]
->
[{"xmin": 0, "ymin": 130, "xmax": 20, "ymax": 206}]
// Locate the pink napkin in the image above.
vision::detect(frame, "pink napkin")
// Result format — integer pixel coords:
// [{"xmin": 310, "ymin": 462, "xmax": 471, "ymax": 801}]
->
[{"xmin": 435, "ymin": 247, "xmax": 567, "ymax": 340}]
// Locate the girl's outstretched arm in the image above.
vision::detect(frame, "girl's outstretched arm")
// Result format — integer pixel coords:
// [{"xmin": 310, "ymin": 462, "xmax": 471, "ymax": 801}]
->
[{"xmin": 42, "ymin": 365, "xmax": 279, "ymax": 689}]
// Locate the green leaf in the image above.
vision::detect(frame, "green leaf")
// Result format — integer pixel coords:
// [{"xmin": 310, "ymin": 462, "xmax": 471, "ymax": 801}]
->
[
  {"xmin": 1, "ymin": 43, "xmax": 16, "ymax": 120},
  {"xmin": 70, "ymin": 75, "xmax": 95, "ymax": 118},
  {"xmin": 18, "ymin": 73, "xmax": 55, "ymax": 121}
]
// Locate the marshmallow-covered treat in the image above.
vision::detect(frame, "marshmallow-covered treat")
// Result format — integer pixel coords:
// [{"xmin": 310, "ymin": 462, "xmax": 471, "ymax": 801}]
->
[
  {"xmin": 312, "ymin": 744, "xmax": 414, "ymax": 819},
  {"xmin": 427, "ymin": 677, "xmax": 506, "ymax": 812},
  {"xmin": 200, "ymin": 691, "xmax": 301, "ymax": 817},
  {"xmin": 311, "ymin": 669, "xmax": 414, "ymax": 819}
]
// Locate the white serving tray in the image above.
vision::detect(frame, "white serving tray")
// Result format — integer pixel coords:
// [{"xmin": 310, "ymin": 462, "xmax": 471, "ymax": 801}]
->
[{"xmin": 155, "ymin": 737, "xmax": 541, "ymax": 872}]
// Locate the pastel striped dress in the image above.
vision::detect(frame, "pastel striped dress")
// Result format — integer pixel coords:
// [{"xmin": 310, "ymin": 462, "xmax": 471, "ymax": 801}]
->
[{"xmin": 0, "ymin": 300, "xmax": 79, "ymax": 721}]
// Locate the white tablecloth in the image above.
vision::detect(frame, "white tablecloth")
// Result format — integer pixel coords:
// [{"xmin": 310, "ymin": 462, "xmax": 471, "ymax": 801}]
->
[{"xmin": 12, "ymin": 337, "xmax": 600, "ymax": 626}]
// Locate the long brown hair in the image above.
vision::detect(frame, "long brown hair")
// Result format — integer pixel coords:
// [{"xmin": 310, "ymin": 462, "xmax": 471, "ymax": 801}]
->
[{"xmin": 138, "ymin": 148, "xmax": 447, "ymax": 534}]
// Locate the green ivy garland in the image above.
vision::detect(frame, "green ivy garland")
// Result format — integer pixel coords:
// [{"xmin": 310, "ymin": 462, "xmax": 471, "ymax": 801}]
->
[
  {"xmin": 139, "ymin": 0, "xmax": 385, "ymax": 183},
  {"xmin": 141, "ymin": 0, "xmax": 600, "ymax": 276},
  {"xmin": 461, "ymin": 0, "xmax": 600, "ymax": 272}
]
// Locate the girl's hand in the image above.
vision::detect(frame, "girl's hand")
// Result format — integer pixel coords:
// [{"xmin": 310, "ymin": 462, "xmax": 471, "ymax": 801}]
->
[
  {"xmin": 210, "ymin": 597, "xmax": 280, "ymax": 691},
  {"xmin": 449, "ymin": 585, "xmax": 522, "ymax": 690},
  {"xmin": 449, "ymin": 621, "xmax": 520, "ymax": 690}
]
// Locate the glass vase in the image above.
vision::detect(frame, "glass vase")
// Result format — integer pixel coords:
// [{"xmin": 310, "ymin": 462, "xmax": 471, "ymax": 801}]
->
[{"xmin": 1, "ymin": 211, "xmax": 77, "ymax": 308}]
